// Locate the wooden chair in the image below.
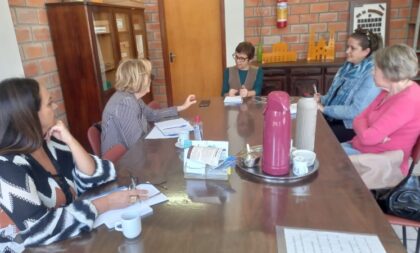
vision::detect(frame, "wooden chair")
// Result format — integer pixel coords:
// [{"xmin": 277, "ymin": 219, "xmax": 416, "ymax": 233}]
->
[
  {"xmin": 148, "ymin": 100, "xmax": 161, "ymax": 109},
  {"xmin": 385, "ymin": 135, "xmax": 420, "ymax": 253},
  {"xmin": 87, "ymin": 122, "xmax": 127, "ymax": 163}
]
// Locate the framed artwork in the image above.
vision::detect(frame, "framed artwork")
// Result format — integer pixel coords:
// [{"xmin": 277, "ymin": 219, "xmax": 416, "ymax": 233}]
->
[{"xmin": 349, "ymin": 0, "xmax": 389, "ymax": 45}]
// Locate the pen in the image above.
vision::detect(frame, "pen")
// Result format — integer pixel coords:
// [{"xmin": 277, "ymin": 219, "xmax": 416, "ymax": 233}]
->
[
  {"xmin": 129, "ymin": 176, "xmax": 137, "ymax": 190},
  {"xmin": 313, "ymin": 84, "xmax": 318, "ymax": 94},
  {"xmin": 163, "ymin": 124, "xmax": 187, "ymax": 130}
]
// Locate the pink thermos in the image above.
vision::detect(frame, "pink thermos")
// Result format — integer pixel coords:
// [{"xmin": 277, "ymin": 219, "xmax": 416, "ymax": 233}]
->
[{"xmin": 262, "ymin": 91, "xmax": 291, "ymax": 176}]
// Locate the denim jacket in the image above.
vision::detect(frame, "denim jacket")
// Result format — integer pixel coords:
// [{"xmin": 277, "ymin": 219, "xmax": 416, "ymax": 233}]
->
[{"xmin": 321, "ymin": 58, "xmax": 380, "ymax": 129}]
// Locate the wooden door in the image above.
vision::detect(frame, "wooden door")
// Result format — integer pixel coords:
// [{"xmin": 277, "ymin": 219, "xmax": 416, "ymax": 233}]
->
[{"xmin": 161, "ymin": 0, "xmax": 224, "ymax": 105}]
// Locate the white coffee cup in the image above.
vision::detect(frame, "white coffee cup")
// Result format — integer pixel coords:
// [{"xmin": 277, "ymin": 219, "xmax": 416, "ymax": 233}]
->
[
  {"xmin": 177, "ymin": 131, "xmax": 191, "ymax": 148},
  {"xmin": 115, "ymin": 212, "xmax": 142, "ymax": 239},
  {"xmin": 292, "ymin": 149, "xmax": 316, "ymax": 167},
  {"xmin": 293, "ymin": 155, "xmax": 309, "ymax": 176}
]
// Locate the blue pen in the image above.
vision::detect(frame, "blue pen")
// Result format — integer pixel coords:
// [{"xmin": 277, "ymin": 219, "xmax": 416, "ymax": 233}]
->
[{"xmin": 163, "ymin": 124, "xmax": 187, "ymax": 130}]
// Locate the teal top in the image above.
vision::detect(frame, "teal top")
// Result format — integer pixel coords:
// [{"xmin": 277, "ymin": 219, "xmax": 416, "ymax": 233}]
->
[{"xmin": 221, "ymin": 67, "xmax": 263, "ymax": 96}]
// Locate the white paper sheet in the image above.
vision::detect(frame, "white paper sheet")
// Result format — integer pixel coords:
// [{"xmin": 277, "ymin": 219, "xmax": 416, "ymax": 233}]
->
[
  {"xmin": 154, "ymin": 118, "xmax": 193, "ymax": 136},
  {"xmin": 277, "ymin": 226, "xmax": 387, "ymax": 253},
  {"xmin": 224, "ymin": 96, "xmax": 243, "ymax": 105},
  {"xmin": 93, "ymin": 184, "xmax": 168, "ymax": 229},
  {"xmin": 145, "ymin": 126, "xmax": 177, "ymax": 139}
]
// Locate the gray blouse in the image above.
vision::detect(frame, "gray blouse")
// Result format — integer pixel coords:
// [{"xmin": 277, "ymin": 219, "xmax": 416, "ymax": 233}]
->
[{"xmin": 101, "ymin": 91, "xmax": 177, "ymax": 154}]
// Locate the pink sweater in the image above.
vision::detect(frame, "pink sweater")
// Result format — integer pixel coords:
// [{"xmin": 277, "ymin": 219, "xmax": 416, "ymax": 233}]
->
[{"xmin": 351, "ymin": 82, "xmax": 420, "ymax": 175}]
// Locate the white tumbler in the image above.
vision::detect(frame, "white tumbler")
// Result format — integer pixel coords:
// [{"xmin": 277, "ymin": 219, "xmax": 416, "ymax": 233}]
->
[{"xmin": 294, "ymin": 96, "xmax": 317, "ymax": 151}]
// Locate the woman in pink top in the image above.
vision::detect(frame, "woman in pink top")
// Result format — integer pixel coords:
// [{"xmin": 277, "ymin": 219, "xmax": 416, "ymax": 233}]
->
[{"xmin": 342, "ymin": 44, "xmax": 420, "ymax": 175}]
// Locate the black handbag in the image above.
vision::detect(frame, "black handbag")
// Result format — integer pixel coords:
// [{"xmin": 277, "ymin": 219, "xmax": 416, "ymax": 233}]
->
[{"xmin": 375, "ymin": 165, "xmax": 420, "ymax": 221}]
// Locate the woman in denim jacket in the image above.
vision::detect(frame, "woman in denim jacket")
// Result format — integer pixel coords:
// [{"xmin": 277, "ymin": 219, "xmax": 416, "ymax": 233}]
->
[{"xmin": 315, "ymin": 28, "xmax": 382, "ymax": 142}]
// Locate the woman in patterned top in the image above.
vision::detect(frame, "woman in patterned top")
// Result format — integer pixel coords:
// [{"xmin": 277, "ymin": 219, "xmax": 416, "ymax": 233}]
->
[
  {"xmin": 101, "ymin": 58, "xmax": 196, "ymax": 155},
  {"xmin": 0, "ymin": 78, "xmax": 147, "ymax": 252}
]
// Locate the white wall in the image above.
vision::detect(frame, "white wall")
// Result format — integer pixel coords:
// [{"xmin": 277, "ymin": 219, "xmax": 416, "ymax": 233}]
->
[
  {"xmin": 0, "ymin": 0, "xmax": 24, "ymax": 80},
  {"xmin": 224, "ymin": 0, "xmax": 244, "ymax": 67}
]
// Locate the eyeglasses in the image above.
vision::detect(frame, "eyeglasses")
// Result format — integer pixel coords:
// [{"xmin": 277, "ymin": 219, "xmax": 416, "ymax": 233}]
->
[{"xmin": 232, "ymin": 53, "xmax": 248, "ymax": 62}]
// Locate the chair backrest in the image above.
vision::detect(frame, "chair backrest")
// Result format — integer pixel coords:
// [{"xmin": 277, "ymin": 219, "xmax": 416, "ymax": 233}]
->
[
  {"xmin": 411, "ymin": 135, "xmax": 420, "ymax": 167},
  {"xmin": 148, "ymin": 100, "xmax": 161, "ymax": 109},
  {"xmin": 102, "ymin": 144, "xmax": 127, "ymax": 162},
  {"xmin": 87, "ymin": 122, "xmax": 102, "ymax": 156}
]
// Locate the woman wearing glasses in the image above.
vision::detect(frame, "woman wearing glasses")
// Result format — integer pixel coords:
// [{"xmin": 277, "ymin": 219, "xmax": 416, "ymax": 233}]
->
[
  {"xmin": 314, "ymin": 28, "xmax": 382, "ymax": 142},
  {"xmin": 222, "ymin": 41, "xmax": 263, "ymax": 97}
]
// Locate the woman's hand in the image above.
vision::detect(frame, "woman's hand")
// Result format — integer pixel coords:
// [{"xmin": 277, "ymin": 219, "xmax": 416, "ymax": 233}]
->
[
  {"xmin": 177, "ymin": 94, "xmax": 197, "ymax": 112},
  {"xmin": 317, "ymin": 103, "xmax": 324, "ymax": 113},
  {"xmin": 239, "ymin": 86, "xmax": 248, "ymax": 98},
  {"xmin": 228, "ymin": 89, "xmax": 238, "ymax": 97},
  {"xmin": 47, "ymin": 120, "xmax": 96, "ymax": 176},
  {"xmin": 45, "ymin": 120, "xmax": 75, "ymax": 145},
  {"xmin": 93, "ymin": 188, "xmax": 149, "ymax": 214}
]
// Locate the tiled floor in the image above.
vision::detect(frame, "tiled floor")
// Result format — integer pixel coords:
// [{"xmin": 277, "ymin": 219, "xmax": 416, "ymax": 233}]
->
[{"xmin": 392, "ymin": 224, "xmax": 418, "ymax": 253}]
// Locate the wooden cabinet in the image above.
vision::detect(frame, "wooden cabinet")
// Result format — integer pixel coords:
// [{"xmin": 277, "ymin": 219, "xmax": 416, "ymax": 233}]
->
[
  {"xmin": 262, "ymin": 68, "xmax": 288, "ymax": 95},
  {"xmin": 261, "ymin": 59, "xmax": 345, "ymax": 96},
  {"xmin": 46, "ymin": 2, "xmax": 150, "ymax": 148}
]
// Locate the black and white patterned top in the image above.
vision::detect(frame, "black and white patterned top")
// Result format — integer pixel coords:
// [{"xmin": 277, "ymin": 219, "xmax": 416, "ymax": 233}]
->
[{"xmin": 0, "ymin": 138, "xmax": 116, "ymax": 252}]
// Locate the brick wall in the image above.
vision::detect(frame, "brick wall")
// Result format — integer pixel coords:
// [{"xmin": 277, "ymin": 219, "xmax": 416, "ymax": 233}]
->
[
  {"xmin": 245, "ymin": 0, "xmax": 414, "ymax": 59},
  {"xmin": 143, "ymin": 0, "xmax": 167, "ymax": 106},
  {"xmin": 8, "ymin": 0, "xmax": 416, "ymax": 123},
  {"xmin": 8, "ymin": 0, "xmax": 66, "ymax": 122}
]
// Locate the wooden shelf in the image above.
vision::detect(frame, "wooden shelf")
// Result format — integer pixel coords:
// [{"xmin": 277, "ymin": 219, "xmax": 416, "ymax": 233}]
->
[{"xmin": 46, "ymin": 2, "xmax": 150, "ymax": 149}]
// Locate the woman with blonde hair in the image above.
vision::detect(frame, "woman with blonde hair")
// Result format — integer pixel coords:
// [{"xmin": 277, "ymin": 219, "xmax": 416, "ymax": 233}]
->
[{"xmin": 101, "ymin": 59, "xmax": 196, "ymax": 154}]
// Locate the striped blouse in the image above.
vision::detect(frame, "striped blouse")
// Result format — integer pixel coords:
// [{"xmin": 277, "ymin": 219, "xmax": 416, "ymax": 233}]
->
[
  {"xmin": 101, "ymin": 91, "xmax": 178, "ymax": 154},
  {"xmin": 0, "ymin": 138, "xmax": 116, "ymax": 252}
]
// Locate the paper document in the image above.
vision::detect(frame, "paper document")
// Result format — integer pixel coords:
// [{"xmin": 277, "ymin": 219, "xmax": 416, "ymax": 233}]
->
[
  {"xmin": 183, "ymin": 140, "xmax": 232, "ymax": 180},
  {"xmin": 276, "ymin": 226, "xmax": 386, "ymax": 253},
  {"xmin": 224, "ymin": 96, "xmax": 242, "ymax": 105},
  {"xmin": 146, "ymin": 126, "xmax": 177, "ymax": 139},
  {"xmin": 93, "ymin": 184, "xmax": 168, "ymax": 229},
  {"xmin": 155, "ymin": 118, "xmax": 193, "ymax": 136}
]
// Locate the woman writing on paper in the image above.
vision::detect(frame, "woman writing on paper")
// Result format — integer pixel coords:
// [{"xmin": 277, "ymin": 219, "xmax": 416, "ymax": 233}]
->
[
  {"xmin": 0, "ymin": 78, "xmax": 147, "ymax": 250},
  {"xmin": 101, "ymin": 59, "xmax": 196, "ymax": 155},
  {"xmin": 314, "ymin": 28, "xmax": 382, "ymax": 142},
  {"xmin": 342, "ymin": 44, "xmax": 420, "ymax": 178},
  {"xmin": 222, "ymin": 41, "xmax": 263, "ymax": 97}
]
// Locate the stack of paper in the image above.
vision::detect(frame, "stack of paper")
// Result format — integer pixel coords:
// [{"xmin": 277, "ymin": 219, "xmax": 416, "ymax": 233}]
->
[
  {"xmin": 183, "ymin": 141, "xmax": 233, "ymax": 180},
  {"xmin": 93, "ymin": 184, "xmax": 168, "ymax": 229},
  {"xmin": 224, "ymin": 96, "xmax": 242, "ymax": 105},
  {"xmin": 155, "ymin": 118, "xmax": 193, "ymax": 136}
]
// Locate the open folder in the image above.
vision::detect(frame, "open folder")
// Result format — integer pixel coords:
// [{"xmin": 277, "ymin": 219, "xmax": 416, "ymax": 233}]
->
[{"xmin": 92, "ymin": 184, "xmax": 168, "ymax": 229}]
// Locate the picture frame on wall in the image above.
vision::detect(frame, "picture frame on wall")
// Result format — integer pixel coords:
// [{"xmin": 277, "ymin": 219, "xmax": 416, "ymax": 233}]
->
[{"xmin": 349, "ymin": 0, "xmax": 389, "ymax": 46}]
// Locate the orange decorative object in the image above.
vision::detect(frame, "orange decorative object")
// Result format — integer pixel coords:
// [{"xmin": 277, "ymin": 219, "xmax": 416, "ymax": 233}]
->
[
  {"xmin": 307, "ymin": 30, "xmax": 335, "ymax": 61},
  {"xmin": 262, "ymin": 42, "xmax": 297, "ymax": 63}
]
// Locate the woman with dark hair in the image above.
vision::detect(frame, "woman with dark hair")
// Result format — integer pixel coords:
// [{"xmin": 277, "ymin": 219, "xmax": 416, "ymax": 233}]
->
[
  {"xmin": 315, "ymin": 28, "xmax": 382, "ymax": 142},
  {"xmin": 0, "ymin": 78, "xmax": 146, "ymax": 251},
  {"xmin": 221, "ymin": 41, "xmax": 263, "ymax": 97}
]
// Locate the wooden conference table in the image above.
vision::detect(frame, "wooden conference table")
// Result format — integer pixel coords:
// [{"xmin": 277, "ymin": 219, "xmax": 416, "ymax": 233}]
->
[{"xmin": 27, "ymin": 97, "xmax": 405, "ymax": 253}]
